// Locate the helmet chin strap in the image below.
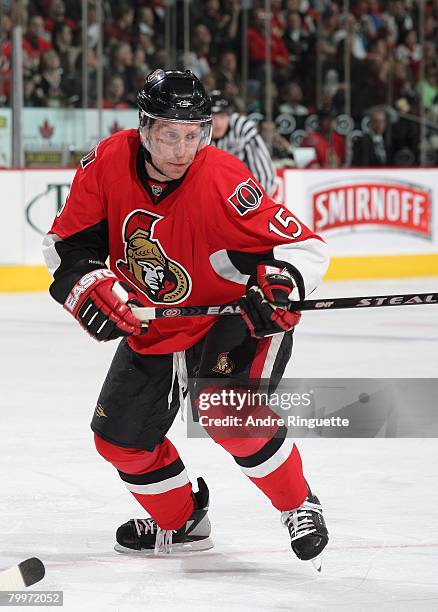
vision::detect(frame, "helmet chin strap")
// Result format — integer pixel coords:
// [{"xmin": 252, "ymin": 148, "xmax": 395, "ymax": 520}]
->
[{"xmin": 143, "ymin": 148, "xmax": 173, "ymax": 181}]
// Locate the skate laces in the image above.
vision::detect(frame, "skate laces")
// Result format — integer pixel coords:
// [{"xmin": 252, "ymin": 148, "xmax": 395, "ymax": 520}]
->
[
  {"xmin": 281, "ymin": 500, "xmax": 323, "ymax": 542},
  {"xmin": 133, "ymin": 519, "xmax": 174, "ymax": 555},
  {"xmin": 134, "ymin": 518, "xmax": 157, "ymax": 536},
  {"xmin": 154, "ymin": 528, "xmax": 173, "ymax": 555}
]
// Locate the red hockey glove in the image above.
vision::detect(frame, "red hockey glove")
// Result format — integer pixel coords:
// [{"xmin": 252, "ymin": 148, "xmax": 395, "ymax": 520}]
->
[
  {"xmin": 238, "ymin": 260, "xmax": 301, "ymax": 338},
  {"xmin": 64, "ymin": 269, "xmax": 147, "ymax": 341}
]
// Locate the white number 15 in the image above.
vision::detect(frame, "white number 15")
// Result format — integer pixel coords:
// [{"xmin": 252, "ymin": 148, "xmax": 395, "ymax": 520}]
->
[{"xmin": 268, "ymin": 207, "xmax": 302, "ymax": 239}]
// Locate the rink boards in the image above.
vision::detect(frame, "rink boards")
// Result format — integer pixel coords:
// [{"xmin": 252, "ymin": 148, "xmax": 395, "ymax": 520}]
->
[{"xmin": 0, "ymin": 167, "xmax": 437, "ymax": 290}]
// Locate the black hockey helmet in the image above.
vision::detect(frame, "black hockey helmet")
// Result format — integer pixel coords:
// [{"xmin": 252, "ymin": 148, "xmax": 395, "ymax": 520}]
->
[
  {"xmin": 210, "ymin": 90, "xmax": 232, "ymax": 114},
  {"xmin": 137, "ymin": 69, "xmax": 212, "ymax": 157},
  {"xmin": 137, "ymin": 69, "xmax": 212, "ymax": 122}
]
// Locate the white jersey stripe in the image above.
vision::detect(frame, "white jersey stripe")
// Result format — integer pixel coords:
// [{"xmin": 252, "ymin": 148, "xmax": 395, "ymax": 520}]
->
[
  {"xmin": 260, "ymin": 332, "xmax": 285, "ymax": 380},
  {"xmin": 42, "ymin": 233, "xmax": 62, "ymax": 277},
  {"xmin": 124, "ymin": 470, "xmax": 190, "ymax": 495},
  {"xmin": 240, "ymin": 437, "xmax": 294, "ymax": 478},
  {"xmin": 209, "ymin": 250, "xmax": 250, "ymax": 285}
]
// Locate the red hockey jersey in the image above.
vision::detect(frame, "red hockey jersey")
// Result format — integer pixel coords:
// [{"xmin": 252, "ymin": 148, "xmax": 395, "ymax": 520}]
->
[{"xmin": 43, "ymin": 129, "xmax": 328, "ymax": 354}]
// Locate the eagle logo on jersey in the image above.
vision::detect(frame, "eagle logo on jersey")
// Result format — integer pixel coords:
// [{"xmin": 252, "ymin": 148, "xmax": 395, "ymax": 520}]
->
[{"xmin": 116, "ymin": 210, "xmax": 191, "ymax": 304}]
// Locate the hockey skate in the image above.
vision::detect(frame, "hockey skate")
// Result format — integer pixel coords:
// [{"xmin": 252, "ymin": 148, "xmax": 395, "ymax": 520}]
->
[
  {"xmin": 114, "ymin": 477, "xmax": 213, "ymax": 555},
  {"xmin": 281, "ymin": 488, "xmax": 328, "ymax": 571}
]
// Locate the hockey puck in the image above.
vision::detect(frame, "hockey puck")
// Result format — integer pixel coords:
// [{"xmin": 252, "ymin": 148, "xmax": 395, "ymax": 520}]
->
[{"xmin": 18, "ymin": 558, "xmax": 45, "ymax": 587}]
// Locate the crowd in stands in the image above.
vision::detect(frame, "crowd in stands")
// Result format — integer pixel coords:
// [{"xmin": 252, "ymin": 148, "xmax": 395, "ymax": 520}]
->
[{"xmin": 0, "ymin": 0, "xmax": 437, "ymax": 166}]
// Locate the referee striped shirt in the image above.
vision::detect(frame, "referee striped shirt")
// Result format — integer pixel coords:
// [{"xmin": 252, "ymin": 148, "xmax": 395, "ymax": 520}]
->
[{"xmin": 211, "ymin": 113, "xmax": 276, "ymax": 196}]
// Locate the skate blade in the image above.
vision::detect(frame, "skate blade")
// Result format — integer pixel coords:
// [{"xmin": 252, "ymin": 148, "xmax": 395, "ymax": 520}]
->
[
  {"xmin": 310, "ymin": 554, "xmax": 323, "ymax": 572},
  {"xmin": 114, "ymin": 536, "xmax": 214, "ymax": 555}
]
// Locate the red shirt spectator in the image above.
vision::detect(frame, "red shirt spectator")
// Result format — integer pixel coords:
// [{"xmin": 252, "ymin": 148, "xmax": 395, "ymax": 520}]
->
[
  {"xmin": 44, "ymin": 0, "xmax": 76, "ymax": 32},
  {"xmin": 301, "ymin": 111, "xmax": 345, "ymax": 168},
  {"xmin": 248, "ymin": 10, "xmax": 289, "ymax": 70},
  {"xmin": 2, "ymin": 15, "xmax": 52, "ymax": 74},
  {"xmin": 103, "ymin": 75, "xmax": 129, "ymax": 109}
]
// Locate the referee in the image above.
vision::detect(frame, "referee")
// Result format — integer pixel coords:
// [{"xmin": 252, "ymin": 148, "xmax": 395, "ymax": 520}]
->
[{"xmin": 210, "ymin": 91, "xmax": 276, "ymax": 196}]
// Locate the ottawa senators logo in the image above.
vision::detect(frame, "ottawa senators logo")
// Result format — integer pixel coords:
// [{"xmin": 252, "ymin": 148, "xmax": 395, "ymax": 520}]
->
[
  {"xmin": 116, "ymin": 210, "xmax": 191, "ymax": 304},
  {"xmin": 212, "ymin": 352, "xmax": 235, "ymax": 375},
  {"xmin": 228, "ymin": 178, "xmax": 263, "ymax": 216}
]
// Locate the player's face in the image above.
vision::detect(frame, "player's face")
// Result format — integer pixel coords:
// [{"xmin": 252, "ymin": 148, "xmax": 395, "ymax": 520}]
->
[{"xmin": 149, "ymin": 121, "xmax": 202, "ymax": 179}]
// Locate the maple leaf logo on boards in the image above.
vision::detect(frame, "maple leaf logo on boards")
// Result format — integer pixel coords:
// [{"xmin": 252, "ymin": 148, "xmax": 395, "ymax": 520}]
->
[
  {"xmin": 39, "ymin": 119, "xmax": 54, "ymax": 139},
  {"xmin": 110, "ymin": 120, "xmax": 123, "ymax": 134}
]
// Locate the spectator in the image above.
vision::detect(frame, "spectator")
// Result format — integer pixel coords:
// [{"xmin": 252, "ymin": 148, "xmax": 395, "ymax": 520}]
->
[
  {"xmin": 247, "ymin": 9, "xmax": 289, "ymax": 81},
  {"xmin": 201, "ymin": 72, "xmax": 217, "ymax": 94},
  {"xmin": 87, "ymin": 1, "xmax": 100, "ymax": 49},
  {"xmin": 51, "ymin": 22, "xmax": 79, "ymax": 75},
  {"xmin": 149, "ymin": 48, "xmax": 169, "ymax": 71},
  {"xmin": 301, "ymin": 108, "xmax": 345, "ymax": 168},
  {"xmin": 417, "ymin": 64, "xmax": 438, "ymax": 110},
  {"xmin": 136, "ymin": 7, "xmax": 163, "ymax": 51},
  {"xmin": 137, "ymin": 32, "xmax": 156, "ymax": 62},
  {"xmin": 278, "ymin": 82, "xmax": 308, "ymax": 116},
  {"xmin": 282, "ymin": 10, "xmax": 312, "ymax": 70},
  {"xmin": 365, "ymin": 0, "xmax": 385, "ymax": 40},
  {"xmin": 352, "ymin": 109, "xmax": 393, "ymax": 166},
  {"xmin": 132, "ymin": 46, "xmax": 149, "ymax": 76},
  {"xmin": 395, "ymin": 30, "xmax": 422, "ymax": 81},
  {"xmin": 318, "ymin": 6, "xmax": 344, "ymax": 76},
  {"xmin": 392, "ymin": 60, "xmax": 417, "ymax": 112},
  {"xmin": 0, "ymin": 12, "xmax": 12, "ymax": 46},
  {"xmin": 25, "ymin": 14, "xmax": 52, "ymax": 47},
  {"xmin": 214, "ymin": 49, "xmax": 240, "ymax": 93},
  {"xmin": 271, "ymin": 0, "xmax": 286, "ymax": 38},
  {"xmin": 107, "ymin": 42, "xmax": 136, "ymax": 95},
  {"xmin": 105, "ymin": 3, "xmax": 135, "ymax": 46},
  {"xmin": 260, "ymin": 119, "xmax": 295, "ymax": 164},
  {"xmin": 423, "ymin": 41, "xmax": 437, "ymax": 66},
  {"xmin": 2, "ymin": 15, "xmax": 53, "ymax": 73},
  {"xmin": 424, "ymin": 15, "xmax": 437, "ymax": 44},
  {"xmin": 390, "ymin": 0, "xmax": 414, "ymax": 44},
  {"xmin": 44, "ymin": 0, "xmax": 76, "ymax": 34},
  {"xmin": 68, "ymin": 48, "xmax": 98, "ymax": 107},
  {"xmin": 220, "ymin": 0, "xmax": 241, "ymax": 52},
  {"xmin": 137, "ymin": 6, "xmax": 155, "ymax": 38},
  {"xmin": 184, "ymin": 24, "xmax": 212, "ymax": 79},
  {"xmin": 33, "ymin": 49, "xmax": 66, "ymax": 107},
  {"xmin": 199, "ymin": 0, "xmax": 232, "ymax": 63},
  {"xmin": 103, "ymin": 75, "xmax": 129, "ymax": 109}
]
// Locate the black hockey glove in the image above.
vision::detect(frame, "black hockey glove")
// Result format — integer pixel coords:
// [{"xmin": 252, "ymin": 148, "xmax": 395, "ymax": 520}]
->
[
  {"xmin": 238, "ymin": 260, "xmax": 301, "ymax": 338},
  {"xmin": 64, "ymin": 269, "xmax": 148, "ymax": 341}
]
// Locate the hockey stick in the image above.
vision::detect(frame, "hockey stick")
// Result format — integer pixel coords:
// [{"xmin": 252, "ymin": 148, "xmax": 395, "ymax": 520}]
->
[
  {"xmin": 0, "ymin": 558, "xmax": 45, "ymax": 590},
  {"xmin": 131, "ymin": 292, "xmax": 438, "ymax": 321}
]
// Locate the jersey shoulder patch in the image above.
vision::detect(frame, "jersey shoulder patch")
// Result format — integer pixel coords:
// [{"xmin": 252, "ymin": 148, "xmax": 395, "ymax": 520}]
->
[
  {"xmin": 80, "ymin": 144, "xmax": 98, "ymax": 169},
  {"xmin": 227, "ymin": 177, "xmax": 263, "ymax": 216}
]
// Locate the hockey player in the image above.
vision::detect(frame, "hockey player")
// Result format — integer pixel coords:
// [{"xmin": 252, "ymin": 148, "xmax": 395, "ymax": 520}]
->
[
  {"xmin": 210, "ymin": 90, "xmax": 276, "ymax": 196},
  {"xmin": 42, "ymin": 69, "xmax": 329, "ymax": 566}
]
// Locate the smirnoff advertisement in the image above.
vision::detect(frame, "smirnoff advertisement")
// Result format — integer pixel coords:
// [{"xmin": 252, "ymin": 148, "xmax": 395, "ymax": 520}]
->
[
  {"xmin": 282, "ymin": 169, "xmax": 438, "ymax": 257},
  {"xmin": 312, "ymin": 179, "xmax": 431, "ymax": 239}
]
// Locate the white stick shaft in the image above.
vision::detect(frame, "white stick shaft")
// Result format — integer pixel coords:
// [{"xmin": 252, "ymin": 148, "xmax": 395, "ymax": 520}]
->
[{"xmin": 131, "ymin": 306, "xmax": 156, "ymax": 321}]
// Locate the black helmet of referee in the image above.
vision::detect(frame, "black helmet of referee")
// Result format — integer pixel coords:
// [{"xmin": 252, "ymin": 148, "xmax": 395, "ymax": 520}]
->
[{"xmin": 209, "ymin": 90, "xmax": 232, "ymax": 114}]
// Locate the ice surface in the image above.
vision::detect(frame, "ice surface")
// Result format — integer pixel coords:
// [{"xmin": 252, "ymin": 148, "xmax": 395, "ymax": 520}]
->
[{"xmin": 1, "ymin": 278, "xmax": 437, "ymax": 611}]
